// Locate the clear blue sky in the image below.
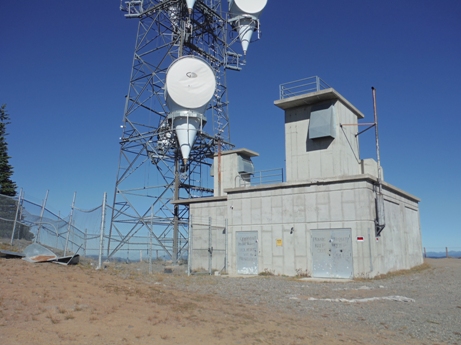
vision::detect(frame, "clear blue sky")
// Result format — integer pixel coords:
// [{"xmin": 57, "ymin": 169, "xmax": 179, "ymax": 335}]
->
[{"xmin": 1, "ymin": 1, "xmax": 460, "ymax": 249}]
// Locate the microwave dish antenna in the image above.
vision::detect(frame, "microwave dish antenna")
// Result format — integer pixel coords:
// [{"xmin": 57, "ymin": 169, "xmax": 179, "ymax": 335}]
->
[
  {"xmin": 229, "ymin": 0, "xmax": 267, "ymax": 16},
  {"xmin": 165, "ymin": 56, "xmax": 216, "ymax": 165},
  {"xmin": 229, "ymin": 0, "xmax": 268, "ymax": 54}
]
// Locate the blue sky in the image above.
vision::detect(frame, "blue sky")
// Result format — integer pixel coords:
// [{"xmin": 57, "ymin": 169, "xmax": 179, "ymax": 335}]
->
[{"xmin": 1, "ymin": 1, "xmax": 460, "ymax": 249}]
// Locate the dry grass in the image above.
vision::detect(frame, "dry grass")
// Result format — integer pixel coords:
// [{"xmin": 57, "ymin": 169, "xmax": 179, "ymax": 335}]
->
[
  {"xmin": 373, "ymin": 262, "xmax": 431, "ymax": 280},
  {"xmin": 47, "ymin": 312, "xmax": 61, "ymax": 324},
  {"xmin": 258, "ymin": 269, "xmax": 275, "ymax": 276},
  {"xmin": 1, "ymin": 245, "xmax": 445, "ymax": 345},
  {"xmin": 64, "ymin": 313, "xmax": 75, "ymax": 320},
  {"xmin": 0, "ymin": 242, "xmax": 15, "ymax": 251},
  {"xmin": 171, "ymin": 301, "xmax": 198, "ymax": 313},
  {"xmin": 352, "ymin": 262, "xmax": 432, "ymax": 281}
]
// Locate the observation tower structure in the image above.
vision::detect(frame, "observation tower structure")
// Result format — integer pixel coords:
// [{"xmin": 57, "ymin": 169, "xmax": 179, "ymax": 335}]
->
[{"xmin": 108, "ymin": 0, "xmax": 267, "ymax": 261}]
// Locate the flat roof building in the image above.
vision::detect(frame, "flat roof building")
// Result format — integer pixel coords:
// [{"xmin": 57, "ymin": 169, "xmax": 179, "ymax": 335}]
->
[{"xmin": 182, "ymin": 78, "xmax": 423, "ymax": 278}]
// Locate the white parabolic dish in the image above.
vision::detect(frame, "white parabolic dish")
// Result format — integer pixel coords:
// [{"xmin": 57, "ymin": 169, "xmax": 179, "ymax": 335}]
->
[
  {"xmin": 230, "ymin": 0, "xmax": 267, "ymax": 17},
  {"xmin": 165, "ymin": 56, "xmax": 216, "ymax": 112},
  {"xmin": 165, "ymin": 56, "xmax": 216, "ymax": 164}
]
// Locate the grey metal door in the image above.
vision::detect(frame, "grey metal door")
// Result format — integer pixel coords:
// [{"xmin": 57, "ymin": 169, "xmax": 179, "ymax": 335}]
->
[
  {"xmin": 311, "ymin": 229, "xmax": 353, "ymax": 278},
  {"xmin": 236, "ymin": 231, "xmax": 258, "ymax": 274}
]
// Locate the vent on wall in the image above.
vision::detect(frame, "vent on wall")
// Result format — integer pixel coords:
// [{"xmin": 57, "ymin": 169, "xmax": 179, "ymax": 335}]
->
[
  {"xmin": 308, "ymin": 101, "xmax": 336, "ymax": 139},
  {"xmin": 238, "ymin": 156, "xmax": 254, "ymax": 174},
  {"xmin": 209, "ymin": 155, "xmax": 255, "ymax": 176}
]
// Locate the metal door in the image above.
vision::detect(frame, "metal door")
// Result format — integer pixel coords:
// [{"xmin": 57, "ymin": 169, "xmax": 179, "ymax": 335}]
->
[
  {"xmin": 311, "ymin": 229, "xmax": 353, "ymax": 278},
  {"xmin": 236, "ymin": 231, "xmax": 258, "ymax": 274}
]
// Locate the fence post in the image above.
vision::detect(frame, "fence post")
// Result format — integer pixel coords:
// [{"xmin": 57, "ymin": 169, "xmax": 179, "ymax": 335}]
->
[
  {"xmin": 446, "ymin": 247, "xmax": 449, "ymax": 258},
  {"xmin": 55, "ymin": 214, "xmax": 60, "ymax": 250},
  {"xmin": 84, "ymin": 228, "xmax": 87, "ymax": 257},
  {"xmin": 208, "ymin": 217, "xmax": 212, "ymax": 275},
  {"xmin": 10, "ymin": 188, "xmax": 23, "ymax": 245},
  {"xmin": 188, "ymin": 215, "xmax": 192, "ymax": 276},
  {"xmin": 224, "ymin": 218, "xmax": 228, "ymax": 273},
  {"xmin": 35, "ymin": 190, "xmax": 49, "ymax": 244},
  {"xmin": 64, "ymin": 192, "xmax": 77, "ymax": 256},
  {"xmin": 149, "ymin": 205, "xmax": 153, "ymax": 274},
  {"xmin": 97, "ymin": 192, "xmax": 107, "ymax": 270},
  {"xmin": 16, "ymin": 197, "xmax": 24, "ymax": 241}
]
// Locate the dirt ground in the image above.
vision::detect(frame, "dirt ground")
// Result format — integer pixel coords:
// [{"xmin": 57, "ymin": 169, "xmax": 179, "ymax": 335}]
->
[{"xmin": 0, "ymin": 245, "xmax": 450, "ymax": 345}]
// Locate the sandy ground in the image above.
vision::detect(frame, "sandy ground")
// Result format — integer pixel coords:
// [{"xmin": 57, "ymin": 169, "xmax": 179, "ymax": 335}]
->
[{"xmin": 0, "ymin": 245, "xmax": 452, "ymax": 345}]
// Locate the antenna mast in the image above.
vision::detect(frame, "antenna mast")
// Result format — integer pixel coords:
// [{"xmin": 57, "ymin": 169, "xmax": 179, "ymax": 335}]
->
[
  {"xmin": 108, "ymin": 0, "xmax": 266, "ymax": 261},
  {"xmin": 372, "ymin": 87, "xmax": 385, "ymax": 236}
]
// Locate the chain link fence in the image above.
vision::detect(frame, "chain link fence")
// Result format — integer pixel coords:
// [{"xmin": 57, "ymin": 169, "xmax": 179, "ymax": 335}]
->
[{"xmin": 0, "ymin": 192, "xmax": 175, "ymax": 268}]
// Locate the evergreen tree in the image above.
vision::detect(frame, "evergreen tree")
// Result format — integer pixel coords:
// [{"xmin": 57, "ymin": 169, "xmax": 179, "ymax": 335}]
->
[
  {"xmin": 0, "ymin": 104, "xmax": 17, "ymax": 196},
  {"xmin": 0, "ymin": 104, "xmax": 31, "ymax": 240}
]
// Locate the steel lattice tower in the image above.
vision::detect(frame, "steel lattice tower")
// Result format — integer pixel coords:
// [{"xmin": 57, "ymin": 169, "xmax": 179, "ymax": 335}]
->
[{"xmin": 108, "ymin": 0, "xmax": 260, "ymax": 261}]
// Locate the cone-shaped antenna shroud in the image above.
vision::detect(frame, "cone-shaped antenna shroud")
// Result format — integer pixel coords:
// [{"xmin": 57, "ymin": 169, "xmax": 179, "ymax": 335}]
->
[
  {"xmin": 173, "ymin": 116, "xmax": 202, "ymax": 165},
  {"xmin": 185, "ymin": 0, "xmax": 196, "ymax": 12},
  {"xmin": 229, "ymin": 0, "xmax": 267, "ymax": 54},
  {"xmin": 237, "ymin": 17, "xmax": 256, "ymax": 54}
]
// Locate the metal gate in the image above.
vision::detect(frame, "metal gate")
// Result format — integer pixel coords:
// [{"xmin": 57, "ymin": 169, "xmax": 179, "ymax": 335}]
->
[
  {"xmin": 189, "ymin": 217, "xmax": 227, "ymax": 275},
  {"xmin": 311, "ymin": 228, "xmax": 353, "ymax": 278},
  {"xmin": 236, "ymin": 231, "xmax": 258, "ymax": 274}
]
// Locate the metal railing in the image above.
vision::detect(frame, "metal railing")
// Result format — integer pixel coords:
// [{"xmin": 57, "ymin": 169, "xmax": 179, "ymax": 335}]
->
[
  {"xmin": 237, "ymin": 168, "xmax": 284, "ymax": 188},
  {"xmin": 279, "ymin": 76, "xmax": 331, "ymax": 99}
]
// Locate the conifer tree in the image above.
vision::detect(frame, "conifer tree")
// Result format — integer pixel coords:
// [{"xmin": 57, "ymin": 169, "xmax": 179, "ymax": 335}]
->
[
  {"xmin": 0, "ymin": 104, "xmax": 26, "ymax": 240},
  {"xmin": 0, "ymin": 104, "xmax": 17, "ymax": 196}
]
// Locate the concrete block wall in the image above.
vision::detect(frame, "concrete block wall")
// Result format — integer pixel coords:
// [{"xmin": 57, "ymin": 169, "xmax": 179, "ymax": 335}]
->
[
  {"xmin": 281, "ymin": 91, "xmax": 363, "ymax": 182},
  {"xmin": 188, "ymin": 176, "xmax": 422, "ymax": 278},
  {"xmin": 226, "ymin": 179, "xmax": 377, "ymax": 277},
  {"xmin": 213, "ymin": 149, "xmax": 258, "ymax": 196},
  {"xmin": 369, "ymin": 186, "xmax": 423, "ymax": 276},
  {"xmin": 188, "ymin": 199, "xmax": 228, "ymax": 272}
]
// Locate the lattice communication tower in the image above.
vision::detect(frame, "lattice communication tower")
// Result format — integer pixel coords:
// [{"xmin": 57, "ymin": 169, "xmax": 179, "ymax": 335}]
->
[{"xmin": 108, "ymin": 0, "xmax": 267, "ymax": 261}]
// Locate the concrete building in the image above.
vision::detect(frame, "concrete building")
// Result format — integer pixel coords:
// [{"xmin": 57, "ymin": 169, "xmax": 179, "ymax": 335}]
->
[{"xmin": 182, "ymin": 82, "xmax": 423, "ymax": 278}]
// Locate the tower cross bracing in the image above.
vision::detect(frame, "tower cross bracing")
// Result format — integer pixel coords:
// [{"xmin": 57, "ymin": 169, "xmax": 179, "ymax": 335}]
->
[{"xmin": 108, "ymin": 0, "xmax": 260, "ymax": 261}]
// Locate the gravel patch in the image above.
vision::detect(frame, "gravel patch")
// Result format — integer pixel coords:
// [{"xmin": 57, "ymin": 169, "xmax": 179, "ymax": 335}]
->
[
  {"xmin": 6, "ymin": 240, "xmax": 459, "ymax": 344},
  {"xmin": 97, "ymin": 257, "xmax": 461, "ymax": 344},
  {"xmin": 151, "ymin": 259, "xmax": 460, "ymax": 345}
]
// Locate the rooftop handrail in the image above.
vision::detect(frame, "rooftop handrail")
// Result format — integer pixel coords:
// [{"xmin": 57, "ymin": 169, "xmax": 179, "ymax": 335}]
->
[
  {"xmin": 238, "ymin": 168, "xmax": 284, "ymax": 187},
  {"xmin": 279, "ymin": 76, "xmax": 331, "ymax": 99}
]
